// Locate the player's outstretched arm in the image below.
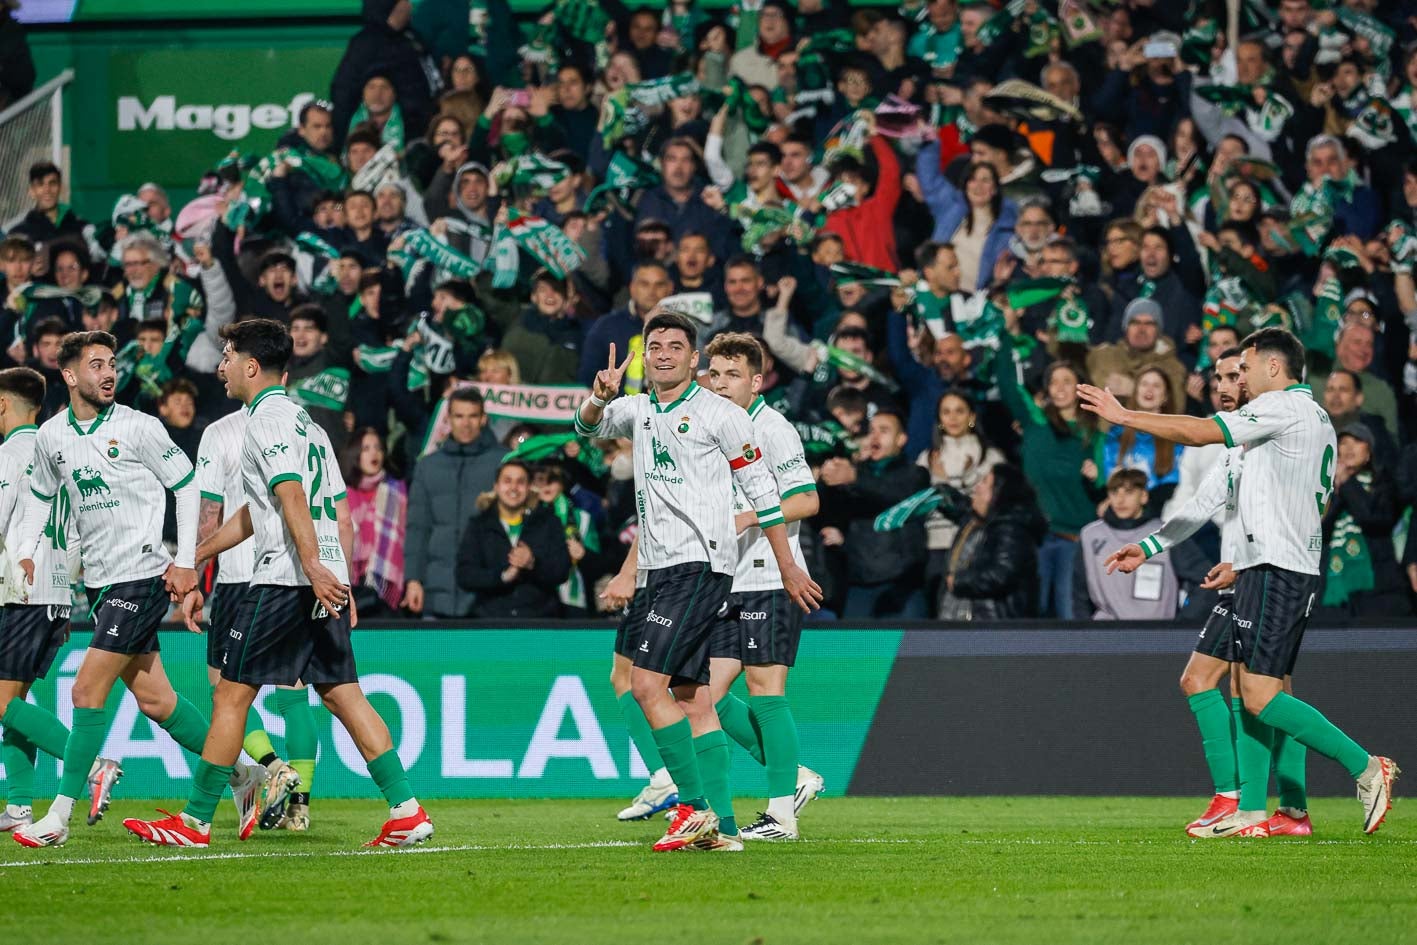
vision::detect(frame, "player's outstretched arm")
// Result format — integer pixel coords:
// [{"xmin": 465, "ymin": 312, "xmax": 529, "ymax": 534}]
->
[
  {"xmin": 272, "ymin": 480, "xmax": 348, "ymax": 616},
  {"xmin": 575, "ymin": 342, "xmax": 634, "ymax": 435},
  {"xmin": 1077, "ymin": 384, "xmax": 1226, "ymax": 447},
  {"xmin": 195, "ymin": 504, "xmax": 254, "ymax": 568}
]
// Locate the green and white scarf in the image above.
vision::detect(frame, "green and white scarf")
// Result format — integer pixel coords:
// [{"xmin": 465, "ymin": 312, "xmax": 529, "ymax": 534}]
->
[
  {"xmin": 1322, "ymin": 473, "xmax": 1375, "ymax": 607},
  {"xmin": 503, "ymin": 210, "xmax": 585, "ymax": 279},
  {"xmin": 348, "ymin": 102, "xmax": 405, "ymax": 149},
  {"xmin": 809, "ymin": 340, "xmax": 900, "ymax": 392},
  {"xmin": 874, "ymin": 487, "xmax": 944, "ymax": 531},
  {"xmin": 290, "ymin": 366, "xmax": 351, "ymax": 412}
]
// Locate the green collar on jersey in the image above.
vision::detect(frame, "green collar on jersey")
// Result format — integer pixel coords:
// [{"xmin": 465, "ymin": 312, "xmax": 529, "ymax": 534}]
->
[
  {"xmin": 67, "ymin": 403, "xmax": 113, "ymax": 436},
  {"xmin": 649, "ymin": 380, "xmax": 700, "ymax": 413},
  {"xmin": 3, "ymin": 424, "xmax": 37, "ymax": 442},
  {"xmin": 1285, "ymin": 384, "xmax": 1313, "ymax": 396},
  {"xmin": 748, "ymin": 395, "xmax": 767, "ymax": 419},
  {"xmin": 247, "ymin": 385, "xmax": 288, "ymax": 414}
]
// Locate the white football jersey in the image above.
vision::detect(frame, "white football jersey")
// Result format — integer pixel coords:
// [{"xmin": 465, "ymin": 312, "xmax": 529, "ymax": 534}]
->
[
  {"xmin": 0, "ymin": 425, "xmax": 73, "ymax": 606},
  {"xmin": 577, "ymin": 381, "xmax": 784, "ymax": 576},
  {"xmin": 29, "ymin": 403, "xmax": 195, "ymax": 587},
  {"xmin": 731, "ymin": 397, "xmax": 815, "ymax": 592},
  {"xmin": 1213, "ymin": 385, "xmax": 1336, "ymax": 575},
  {"xmin": 1143, "ymin": 445, "xmax": 1243, "ymax": 594},
  {"xmin": 196, "ymin": 409, "xmax": 254, "ymax": 585},
  {"xmin": 241, "ymin": 386, "xmax": 349, "ymax": 587}
]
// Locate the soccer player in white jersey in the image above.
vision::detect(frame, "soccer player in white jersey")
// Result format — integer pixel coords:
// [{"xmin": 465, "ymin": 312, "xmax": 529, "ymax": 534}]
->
[
  {"xmin": 1105, "ymin": 350, "xmax": 1311, "ymax": 837},
  {"xmin": 11, "ymin": 332, "xmax": 266, "ymax": 848},
  {"xmin": 703, "ymin": 333, "xmax": 824, "ymax": 840},
  {"xmin": 196, "ymin": 394, "xmax": 310, "ymax": 831},
  {"xmin": 1080, "ymin": 327, "xmax": 1399, "ymax": 834},
  {"xmin": 576, "ymin": 309, "xmax": 822, "ymax": 852},
  {"xmin": 0, "ymin": 368, "xmax": 112, "ymax": 834},
  {"xmin": 124, "ymin": 320, "xmax": 432, "ymax": 849}
]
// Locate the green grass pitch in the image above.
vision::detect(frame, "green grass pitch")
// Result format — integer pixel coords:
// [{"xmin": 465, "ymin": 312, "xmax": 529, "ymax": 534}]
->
[{"xmin": 1, "ymin": 796, "xmax": 1412, "ymax": 945}]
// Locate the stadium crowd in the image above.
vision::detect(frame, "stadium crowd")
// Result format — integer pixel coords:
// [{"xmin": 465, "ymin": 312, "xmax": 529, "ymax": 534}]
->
[{"xmin": 6, "ymin": 0, "xmax": 1417, "ymax": 623}]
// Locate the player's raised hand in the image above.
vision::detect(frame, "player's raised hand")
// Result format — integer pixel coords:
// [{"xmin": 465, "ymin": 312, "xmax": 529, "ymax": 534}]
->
[
  {"xmin": 18, "ymin": 558, "xmax": 34, "ymax": 586},
  {"xmin": 1105, "ymin": 543, "xmax": 1146, "ymax": 575},
  {"xmin": 781, "ymin": 562, "xmax": 824, "ymax": 614},
  {"xmin": 164, "ymin": 564, "xmax": 197, "ymax": 602},
  {"xmin": 307, "ymin": 561, "xmax": 349, "ymax": 617},
  {"xmin": 593, "ymin": 343, "xmax": 634, "ymax": 402},
  {"xmin": 1076, "ymin": 384, "xmax": 1128, "ymax": 425},
  {"xmin": 181, "ymin": 589, "xmax": 205, "ymax": 633},
  {"xmin": 1201, "ymin": 562, "xmax": 1237, "ymax": 590},
  {"xmin": 599, "ymin": 569, "xmax": 635, "ymax": 611}
]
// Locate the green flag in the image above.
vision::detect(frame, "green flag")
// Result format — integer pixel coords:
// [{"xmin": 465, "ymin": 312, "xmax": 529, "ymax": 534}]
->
[
  {"xmin": 1006, "ymin": 276, "xmax": 1072, "ymax": 310},
  {"xmin": 874, "ymin": 487, "xmax": 945, "ymax": 531}
]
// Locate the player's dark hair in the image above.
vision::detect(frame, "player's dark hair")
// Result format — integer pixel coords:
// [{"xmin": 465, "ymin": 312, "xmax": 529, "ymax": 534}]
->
[
  {"xmin": 58, "ymin": 331, "xmax": 117, "ymax": 368},
  {"xmin": 449, "ymin": 386, "xmax": 485, "ymax": 409},
  {"xmin": 289, "ymin": 303, "xmax": 328, "ymax": 333},
  {"xmin": 643, "ymin": 310, "xmax": 697, "ymax": 348},
  {"xmin": 705, "ymin": 332, "xmax": 765, "ymax": 376},
  {"xmin": 1217, "ymin": 346, "xmax": 1243, "ymax": 362},
  {"xmin": 1241, "ymin": 326, "xmax": 1306, "ymax": 384},
  {"xmin": 28, "ymin": 161, "xmax": 60, "ymax": 185},
  {"xmin": 0, "ymin": 366, "xmax": 45, "ymax": 409},
  {"xmin": 220, "ymin": 318, "xmax": 293, "ymax": 374},
  {"xmin": 1106, "ymin": 467, "xmax": 1149, "ymax": 493}
]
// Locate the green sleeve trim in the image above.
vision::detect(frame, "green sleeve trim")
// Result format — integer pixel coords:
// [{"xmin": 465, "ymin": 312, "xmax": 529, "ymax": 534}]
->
[
  {"xmin": 573, "ymin": 410, "xmax": 599, "ymax": 436},
  {"xmin": 1141, "ymin": 535, "xmax": 1160, "ymax": 559},
  {"xmin": 267, "ymin": 472, "xmax": 302, "ymax": 493},
  {"xmin": 30, "ymin": 487, "xmax": 52, "ymax": 501},
  {"xmin": 199, "ymin": 490, "xmax": 223, "ymax": 503},
  {"xmin": 170, "ymin": 469, "xmax": 195, "ymax": 491},
  {"xmin": 1213, "ymin": 415, "xmax": 1234, "ymax": 449},
  {"xmin": 332, "ymin": 490, "xmax": 347, "ymax": 502},
  {"xmin": 780, "ymin": 483, "xmax": 818, "ymax": 500}
]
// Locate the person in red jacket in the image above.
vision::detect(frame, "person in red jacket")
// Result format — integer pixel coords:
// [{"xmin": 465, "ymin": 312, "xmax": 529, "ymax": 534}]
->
[{"xmin": 823, "ymin": 122, "xmax": 902, "ymax": 271}]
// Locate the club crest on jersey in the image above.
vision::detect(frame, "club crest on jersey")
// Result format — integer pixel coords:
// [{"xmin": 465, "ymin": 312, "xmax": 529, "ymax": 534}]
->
[
  {"xmin": 729, "ymin": 443, "xmax": 760, "ymax": 470},
  {"xmin": 677, "ymin": 416, "xmax": 690, "ymax": 434},
  {"xmin": 107, "ymin": 438, "xmax": 120, "ymax": 459}
]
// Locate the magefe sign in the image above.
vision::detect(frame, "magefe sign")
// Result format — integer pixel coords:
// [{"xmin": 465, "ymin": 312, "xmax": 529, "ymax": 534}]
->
[
  {"xmin": 105, "ymin": 45, "xmax": 344, "ymax": 188},
  {"xmin": 6, "ymin": 629, "xmax": 898, "ymax": 798}
]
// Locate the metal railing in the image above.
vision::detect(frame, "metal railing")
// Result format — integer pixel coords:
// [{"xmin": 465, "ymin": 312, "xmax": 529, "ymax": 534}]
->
[{"xmin": 0, "ymin": 68, "xmax": 74, "ymax": 231}]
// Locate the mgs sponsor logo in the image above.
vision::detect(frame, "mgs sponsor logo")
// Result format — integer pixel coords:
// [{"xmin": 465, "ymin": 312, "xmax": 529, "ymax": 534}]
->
[
  {"xmin": 161, "ymin": 446, "xmax": 182, "ymax": 461},
  {"xmin": 776, "ymin": 455, "xmax": 805, "ymax": 474},
  {"xmin": 263, "ymin": 442, "xmax": 290, "ymax": 458}
]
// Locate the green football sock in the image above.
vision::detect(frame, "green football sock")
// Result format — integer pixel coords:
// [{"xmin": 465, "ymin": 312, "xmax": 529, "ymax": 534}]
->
[
  {"xmin": 1258, "ymin": 691, "xmax": 1369, "ymax": 778},
  {"xmin": 1273, "ymin": 732, "xmax": 1308, "ymax": 811},
  {"xmin": 650, "ymin": 717, "xmax": 706, "ymax": 810},
  {"xmin": 714, "ymin": 694, "xmax": 766, "ymax": 766},
  {"xmin": 1235, "ymin": 698, "xmax": 1273, "ymax": 812},
  {"xmin": 3, "ymin": 728, "xmax": 37, "ymax": 807},
  {"xmin": 277, "ymin": 688, "xmax": 317, "ymax": 795},
  {"xmin": 617, "ymin": 691, "xmax": 665, "ymax": 772},
  {"xmin": 749, "ymin": 695, "xmax": 799, "ymax": 799},
  {"xmin": 185, "ymin": 759, "xmax": 233, "ymax": 825},
  {"xmin": 2, "ymin": 699, "xmax": 69, "ymax": 758},
  {"xmin": 693, "ymin": 729, "xmax": 736, "ymax": 836},
  {"xmin": 57, "ymin": 707, "xmax": 111, "ymax": 799},
  {"xmin": 1188, "ymin": 690, "xmax": 1239, "ymax": 794},
  {"xmin": 158, "ymin": 694, "xmax": 210, "ymax": 756},
  {"xmin": 366, "ymin": 749, "xmax": 415, "ymax": 807}
]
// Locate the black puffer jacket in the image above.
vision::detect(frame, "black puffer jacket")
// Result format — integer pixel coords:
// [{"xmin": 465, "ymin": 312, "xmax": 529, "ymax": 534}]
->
[
  {"xmin": 457, "ymin": 504, "xmax": 572, "ymax": 619},
  {"xmin": 329, "ymin": 0, "xmax": 439, "ymax": 146},
  {"xmin": 821, "ymin": 455, "xmax": 931, "ymax": 588},
  {"xmin": 936, "ymin": 488, "xmax": 1049, "ymax": 621}
]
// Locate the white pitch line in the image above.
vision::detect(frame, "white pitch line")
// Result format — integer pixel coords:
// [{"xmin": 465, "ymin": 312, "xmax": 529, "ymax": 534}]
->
[
  {"xmin": 0, "ymin": 836, "xmax": 924, "ymax": 869},
  {"xmin": 959, "ymin": 838, "xmax": 1417, "ymax": 847}
]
